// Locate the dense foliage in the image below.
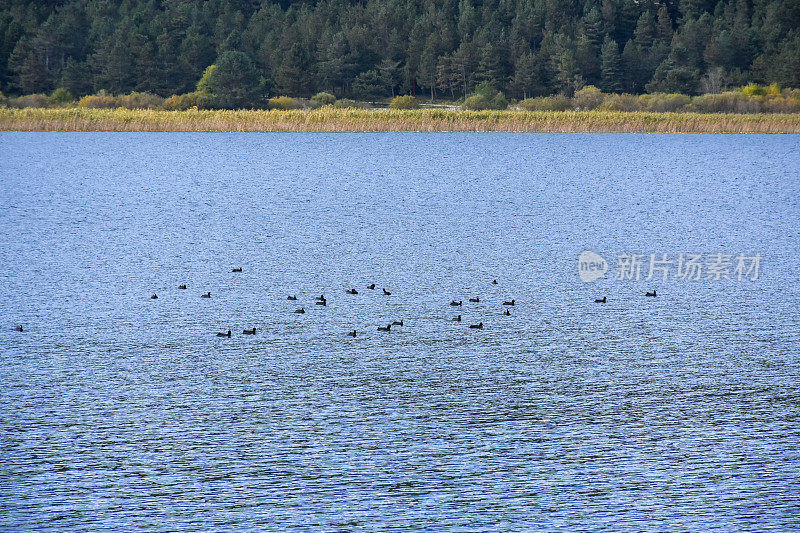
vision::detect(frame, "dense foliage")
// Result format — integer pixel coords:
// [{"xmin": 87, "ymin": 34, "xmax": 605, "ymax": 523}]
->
[{"xmin": 1, "ymin": 0, "xmax": 798, "ymax": 103}]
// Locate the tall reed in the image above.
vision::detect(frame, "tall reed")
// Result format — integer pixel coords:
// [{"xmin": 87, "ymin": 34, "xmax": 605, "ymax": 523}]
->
[{"xmin": 1, "ymin": 107, "xmax": 798, "ymax": 133}]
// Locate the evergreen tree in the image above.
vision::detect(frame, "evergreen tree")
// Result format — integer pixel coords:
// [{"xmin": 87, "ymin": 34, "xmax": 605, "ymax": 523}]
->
[{"xmin": 600, "ymin": 35, "xmax": 623, "ymax": 92}]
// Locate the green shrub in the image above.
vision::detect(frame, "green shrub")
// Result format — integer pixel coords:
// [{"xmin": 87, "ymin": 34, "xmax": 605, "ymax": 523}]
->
[
  {"xmin": 519, "ymin": 95, "xmax": 571, "ymax": 111},
  {"xmin": 599, "ymin": 93, "xmax": 638, "ymax": 111},
  {"xmin": 762, "ymin": 97, "xmax": 800, "ymax": 113},
  {"xmin": 163, "ymin": 91, "xmax": 209, "ymax": 110},
  {"xmin": 117, "ymin": 92, "xmax": 164, "ymax": 109},
  {"xmin": 0, "ymin": 91, "xmax": 6, "ymax": 107},
  {"xmin": 388, "ymin": 95, "xmax": 419, "ymax": 109},
  {"xmin": 310, "ymin": 92, "xmax": 336, "ymax": 107},
  {"xmin": 333, "ymin": 98, "xmax": 363, "ymax": 109},
  {"xmin": 49, "ymin": 88, "xmax": 74, "ymax": 105},
  {"xmin": 637, "ymin": 93, "xmax": 691, "ymax": 112},
  {"xmin": 462, "ymin": 94, "xmax": 491, "ymax": 110},
  {"xmin": 267, "ymin": 96, "xmax": 302, "ymax": 110},
  {"xmin": 9, "ymin": 93, "xmax": 51, "ymax": 108},
  {"xmin": 78, "ymin": 93, "xmax": 119, "ymax": 109},
  {"xmin": 490, "ymin": 93, "xmax": 509, "ymax": 110},
  {"xmin": 572, "ymin": 85, "xmax": 605, "ymax": 110}
]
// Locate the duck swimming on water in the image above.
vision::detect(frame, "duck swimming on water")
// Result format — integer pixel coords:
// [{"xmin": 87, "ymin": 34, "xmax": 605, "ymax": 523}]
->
[
  {"xmin": 216, "ymin": 330, "xmax": 231, "ymax": 337},
  {"xmin": 392, "ymin": 319, "xmax": 404, "ymax": 326},
  {"xmin": 469, "ymin": 296, "xmax": 480, "ymax": 302},
  {"xmin": 201, "ymin": 292, "xmax": 211, "ymax": 298},
  {"xmin": 287, "ymin": 295, "xmax": 297, "ymax": 300},
  {"xmin": 469, "ymin": 322, "xmax": 484, "ymax": 329},
  {"xmin": 295, "ymin": 307, "xmax": 305, "ymax": 314},
  {"xmin": 367, "ymin": 284, "xmax": 375, "ymax": 290},
  {"xmin": 151, "ymin": 294, "xmax": 158, "ymax": 299},
  {"xmin": 383, "ymin": 288, "xmax": 392, "ymax": 295},
  {"xmin": 377, "ymin": 324, "xmax": 392, "ymax": 331},
  {"xmin": 231, "ymin": 267, "xmax": 242, "ymax": 272},
  {"xmin": 646, "ymin": 291, "xmax": 657, "ymax": 297},
  {"xmin": 14, "ymin": 325, "xmax": 23, "ymax": 332},
  {"xmin": 595, "ymin": 297, "xmax": 606, "ymax": 303},
  {"xmin": 243, "ymin": 327, "xmax": 256, "ymax": 335},
  {"xmin": 178, "ymin": 284, "xmax": 187, "ymax": 290},
  {"xmin": 346, "ymin": 289, "xmax": 358, "ymax": 294},
  {"xmin": 452, "ymin": 315, "xmax": 461, "ymax": 322},
  {"xmin": 347, "ymin": 330, "xmax": 357, "ymax": 337},
  {"xmin": 450, "ymin": 300, "xmax": 462, "ymax": 306},
  {"xmin": 502, "ymin": 299, "xmax": 515, "ymax": 306}
]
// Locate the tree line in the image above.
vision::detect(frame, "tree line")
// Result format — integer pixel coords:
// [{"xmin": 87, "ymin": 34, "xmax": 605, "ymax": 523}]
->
[{"xmin": 1, "ymin": 0, "xmax": 798, "ymax": 105}]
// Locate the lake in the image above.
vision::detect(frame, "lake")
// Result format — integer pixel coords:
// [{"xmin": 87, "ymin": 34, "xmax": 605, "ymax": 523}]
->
[{"xmin": 1, "ymin": 132, "xmax": 799, "ymax": 531}]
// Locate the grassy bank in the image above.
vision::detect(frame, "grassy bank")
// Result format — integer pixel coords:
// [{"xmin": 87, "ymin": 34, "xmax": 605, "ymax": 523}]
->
[{"xmin": 1, "ymin": 107, "xmax": 798, "ymax": 133}]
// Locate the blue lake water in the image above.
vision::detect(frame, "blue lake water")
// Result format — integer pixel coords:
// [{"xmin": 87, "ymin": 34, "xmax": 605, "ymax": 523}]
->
[{"xmin": 1, "ymin": 132, "xmax": 799, "ymax": 531}]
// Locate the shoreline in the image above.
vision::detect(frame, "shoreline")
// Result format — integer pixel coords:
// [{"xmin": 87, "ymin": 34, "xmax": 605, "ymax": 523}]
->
[{"xmin": 1, "ymin": 107, "xmax": 798, "ymax": 133}]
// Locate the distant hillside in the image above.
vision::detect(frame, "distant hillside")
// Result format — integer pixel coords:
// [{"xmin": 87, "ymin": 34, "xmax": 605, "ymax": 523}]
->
[{"xmin": 1, "ymin": 0, "xmax": 798, "ymax": 100}]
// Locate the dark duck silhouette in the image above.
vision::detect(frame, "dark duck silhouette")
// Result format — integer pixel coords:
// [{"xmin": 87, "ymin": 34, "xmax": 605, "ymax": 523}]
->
[
  {"xmin": 646, "ymin": 290, "xmax": 657, "ymax": 297},
  {"xmin": 178, "ymin": 284, "xmax": 187, "ymax": 290},
  {"xmin": 347, "ymin": 330, "xmax": 357, "ymax": 337},
  {"xmin": 377, "ymin": 324, "xmax": 392, "ymax": 331},
  {"xmin": 287, "ymin": 295, "xmax": 297, "ymax": 300},
  {"xmin": 383, "ymin": 288, "xmax": 392, "ymax": 295},
  {"xmin": 243, "ymin": 327, "xmax": 256, "ymax": 335},
  {"xmin": 216, "ymin": 330, "xmax": 231, "ymax": 337},
  {"xmin": 502, "ymin": 299, "xmax": 515, "ymax": 306},
  {"xmin": 367, "ymin": 284, "xmax": 375, "ymax": 290},
  {"xmin": 295, "ymin": 307, "xmax": 305, "ymax": 313},
  {"xmin": 469, "ymin": 296, "xmax": 480, "ymax": 302},
  {"xmin": 231, "ymin": 267, "xmax": 242, "ymax": 272},
  {"xmin": 392, "ymin": 319, "xmax": 404, "ymax": 326},
  {"xmin": 504, "ymin": 309, "xmax": 510, "ymax": 315},
  {"xmin": 469, "ymin": 322, "xmax": 484, "ymax": 329},
  {"xmin": 452, "ymin": 315, "xmax": 461, "ymax": 322},
  {"xmin": 315, "ymin": 294, "xmax": 326, "ymax": 301},
  {"xmin": 201, "ymin": 292, "xmax": 211, "ymax": 298},
  {"xmin": 492, "ymin": 279, "xmax": 498, "ymax": 285},
  {"xmin": 450, "ymin": 300, "xmax": 462, "ymax": 306},
  {"xmin": 595, "ymin": 297, "xmax": 606, "ymax": 303},
  {"xmin": 346, "ymin": 289, "xmax": 358, "ymax": 294},
  {"xmin": 316, "ymin": 299, "xmax": 327, "ymax": 306},
  {"xmin": 151, "ymin": 293, "xmax": 158, "ymax": 299},
  {"xmin": 14, "ymin": 325, "xmax": 23, "ymax": 332}
]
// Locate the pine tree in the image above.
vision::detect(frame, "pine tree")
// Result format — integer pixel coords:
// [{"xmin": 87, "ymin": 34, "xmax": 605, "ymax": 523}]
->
[{"xmin": 600, "ymin": 35, "xmax": 623, "ymax": 92}]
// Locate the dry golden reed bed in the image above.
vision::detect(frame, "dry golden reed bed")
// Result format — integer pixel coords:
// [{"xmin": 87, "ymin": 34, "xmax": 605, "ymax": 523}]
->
[{"xmin": 1, "ymin": 107, "xmax": 799, "ymax": 133}]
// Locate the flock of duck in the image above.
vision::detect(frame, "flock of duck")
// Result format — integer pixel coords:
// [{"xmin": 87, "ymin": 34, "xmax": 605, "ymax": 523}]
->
[{"xmin": 10, "ymin": 270, "xmax": 657, "ymax": 334}]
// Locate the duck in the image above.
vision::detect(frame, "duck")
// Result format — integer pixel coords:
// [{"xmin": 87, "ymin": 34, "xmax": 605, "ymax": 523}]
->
[
  {"xmin": 231, "ymin": 267, "xmax": 242, "ymax": 272},
  {"xmin": 452, "ymin": 315, "xmax": 461, "ymax": 322},
  {"xmin": 367, "ymin": 284, "xmax": 375, "ymax": 289},
  {"xmin": 315, "ymin": 294, "xmax": 325, "ymax": 301},
  {"xmin": 595, "ymin": 296, "xmax": 606, "ymax": 303},
  {"xmin": 392, "ymin": 319, "xmax": 404, "ymax": 326},
  {"xmin": 151, "ymin": 293, "xmax": 158, "ymax": 299},
  {"xmin": 14, "ymin": 325, "xmax": 23, "ymax": 332},
  {"xmin": 346, "ymin": 288, "xmax": 358, "ymax": 294},
  {"xmin": 504, "ymin": 309, "xmax": 510, "ymax": 315},
  {"xmin": 469, "ymin": 296, "xmax": 480, "ymax": 302},
  {"xmin": 201, "ymin": 292, "xmax": 211, "ymax": 298},
  {"xmin": 294, "ymin": 307, "xmax": 305, "ymax": 314},
  {"xmin": 377, "ymin": 324, "xmax": 392, "ymax": 331},
  {"xmin": 243, "ymin": 327, "xmax": 256, "ymax": 335},
  {"xmin": 502, "ymin": 299, "xmax": 515, "ymax": 306},
  {"xmin": 492, "ymin": 279, "xmax": 498, "ymax": 285},
  {"xmin": 287, "ymin": 295, "xmax": 297, "ymax": 300},
  {"xmin": 178, "ymin": 284, "xmax": 187, "ymax": 290},
  {"xmin": 216, "ymin": 330, "xmax": 231, "ymax": 337},
  {"xmin": 383, "ymin": 288, "xmax": 392, "ymax": 295},
  {"xmin": 450, "ymin": 300, "xmax": 462, "ymax": 306},
  {"xmin": 316, "ymin": 299, "xmax": 327, "ymax": 306},
  {"xmin": 646, "ymin": 290, "xmax": 657, "ymax": 297},
  {"xmin": 347, "ymin": 330, "xmax": 357, "ymax": 337},
  {"xmin": 469, "ymin": 322, "xmax": 484, "ymax": 329}
]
